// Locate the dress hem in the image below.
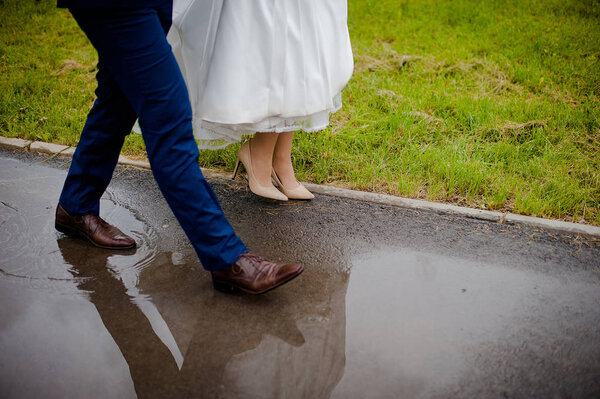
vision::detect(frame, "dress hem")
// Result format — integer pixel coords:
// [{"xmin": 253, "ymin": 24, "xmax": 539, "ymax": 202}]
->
[{"xmin": 194, "ymin": 92, "xmax": 343, "ymax": 150}]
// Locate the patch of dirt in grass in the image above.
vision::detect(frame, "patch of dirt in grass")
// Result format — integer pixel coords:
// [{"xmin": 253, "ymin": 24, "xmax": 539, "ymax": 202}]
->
[
  {"xmin": 409, "ymin": 111, "xmax": 444, "ymax": 125},
  {"xmin": 543, "ymin": 86, "xmax": 580, "ymax": 107},
  {"xmin": 51, "ymin": 59, "xmax": 86, "ymax": 76},
  {"xmin": 376, "ymin": 89, "xmax": 402, "ymax": 103},
  {"xmin": 355, "ymin": 43, "xmax": 422, "ymax": 73},
  {"xmin": 438, "ymin": 58, "xmax": 524, "ymax": 98},
  {"xmin": 499, "ymin": 120, "xmax": 547, "ymax": 133},
  {"xmin": 481, "ymin": 119, "xmax": 548, "ymax": 142},
  {"xmin": 330, "ymin": 112, "xmax": 351, "ymax": 135}
]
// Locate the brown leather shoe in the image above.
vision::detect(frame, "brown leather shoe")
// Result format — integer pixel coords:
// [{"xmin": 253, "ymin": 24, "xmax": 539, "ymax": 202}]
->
[
  {"xmin": 55, "ymin": 204, "xmax": 136, "ymax": 249},
  {"xmin": 211, "ymin": 253, "xmax": 303, "ymax": 295}
]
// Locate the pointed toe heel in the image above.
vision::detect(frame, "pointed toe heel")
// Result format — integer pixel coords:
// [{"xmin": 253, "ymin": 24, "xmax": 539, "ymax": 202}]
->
[
  {"xmin": 236, "ymin": 141, "xmax": 288, "ymax": 201},
  {"xmin": 271, "ymin": 169, "xmax": 314, "ymax": 200}
]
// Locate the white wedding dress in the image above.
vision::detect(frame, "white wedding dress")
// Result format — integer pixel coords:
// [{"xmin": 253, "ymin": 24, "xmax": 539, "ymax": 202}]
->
[{"xmin": 168, "ymin": 0, "xmax": 354, "ymax": 149}]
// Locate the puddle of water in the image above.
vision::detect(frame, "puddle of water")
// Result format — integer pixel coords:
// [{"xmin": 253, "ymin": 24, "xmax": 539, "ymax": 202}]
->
[
  {"xmin": 214, "ymin": 274, "xmax": 348, "ymax": 398},
  {"xmin": 331, "ymin": 250, "xmax": 600, "ymax": 398},
  {"xmin": 0, "ymin": 279, "xmax": 138, "ymax": 398},
  {"xmin": 0, "ymin": 157, "xmax": 158, "ymax": 294},
  {"xmin": 2, "ymin": 154, "xmax": 599, "ymax": 398},
  {"xmin": 0, "ymin": 154, "xmax": 351, "ymax": 398}
]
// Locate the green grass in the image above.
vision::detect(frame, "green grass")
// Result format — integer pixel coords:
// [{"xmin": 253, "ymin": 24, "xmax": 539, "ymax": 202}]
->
[{"xmin": 1, "ymin": 0, "xmax": 599, "ymax": 224}]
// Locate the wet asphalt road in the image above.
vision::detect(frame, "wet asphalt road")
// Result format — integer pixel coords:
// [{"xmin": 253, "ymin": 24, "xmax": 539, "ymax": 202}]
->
[{"xmin": 1, "ymin": 147, "xmax": 599, "ymax": 399}]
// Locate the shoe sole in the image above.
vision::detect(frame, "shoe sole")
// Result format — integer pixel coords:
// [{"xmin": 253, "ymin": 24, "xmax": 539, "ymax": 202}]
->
[
  {"xmin": 212, "ymin": 266, "xmax": 304, "ymax": 295},
  {"xmin": 55, "ymin": 222, "xmax": 136, "ymax": 250}
]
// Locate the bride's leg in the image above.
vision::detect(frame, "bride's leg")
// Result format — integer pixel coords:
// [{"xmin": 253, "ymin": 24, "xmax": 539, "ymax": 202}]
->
[
  {"xmin": 250, "ymin": 132, "xmax": 279, "ymax": 187},
  {"xmin": 272, "ymin": 131, "xmax": 314, "ymax": 200},
  {"xmin": 272, "ymin": 131, "xmax": 297, "ymax": 187}
]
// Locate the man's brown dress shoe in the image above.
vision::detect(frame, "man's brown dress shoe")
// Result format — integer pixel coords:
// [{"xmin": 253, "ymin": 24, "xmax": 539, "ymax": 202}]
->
[
  {"xmin": 55, "ymin": 204, "xmax": 136, "ymax": 249},
  {"xmin": 211, "ymin": 253, "xmax": 303, "ymax": 294}
]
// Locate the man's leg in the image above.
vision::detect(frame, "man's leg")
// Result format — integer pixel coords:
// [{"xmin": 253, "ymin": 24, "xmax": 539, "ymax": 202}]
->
[
  {"xmin": 62, "ymin": 6, "xmax": 247, "ymax": 269},
  {"xmin": 59, "ymin": 62, "xmax": 137, "ymax": 216},
  {"xmin": 59, "ymin": 5, "xmax": 303, "ymax": 293}
]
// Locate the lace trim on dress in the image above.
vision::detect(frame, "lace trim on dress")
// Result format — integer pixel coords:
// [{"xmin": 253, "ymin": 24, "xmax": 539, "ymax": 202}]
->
[{"xmin": 194, "ymin": 92, "xmax": 343, "ymax": 150}]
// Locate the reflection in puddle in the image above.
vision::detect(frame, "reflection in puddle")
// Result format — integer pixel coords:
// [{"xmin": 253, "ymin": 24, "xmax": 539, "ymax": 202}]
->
[
  {"xmin": 332, "ymin": 250, "xmax": 600, "ymax": 398},
  {"xmin": 50, "ymin": 242, "xmax": 349, "ymax": 398},
  {"xmin": 2, "ymin": 154, "xmax": 599, "ymax": 398},
  {"xmin": 0, "ymin": 172, "xmax": 157, "ymax": 296},
  {"xmin": 0, "ymin": 155, "xmax": 351, "ymax": 398},
  {"xmin": 218, "ymin": 279, "xmax": 347, "ymax": 398}
]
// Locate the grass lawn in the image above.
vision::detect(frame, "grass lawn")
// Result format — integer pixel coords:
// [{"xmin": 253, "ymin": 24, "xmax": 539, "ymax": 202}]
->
[{"xmin": 1, "ymin": 0, "xmax": 599, "ymax": 224}]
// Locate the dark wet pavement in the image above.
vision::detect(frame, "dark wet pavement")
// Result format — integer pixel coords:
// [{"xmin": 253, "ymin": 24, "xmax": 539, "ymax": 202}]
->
[{"xmin": 1, "ymin": 147, "xmax": 599, "ymax": 398}]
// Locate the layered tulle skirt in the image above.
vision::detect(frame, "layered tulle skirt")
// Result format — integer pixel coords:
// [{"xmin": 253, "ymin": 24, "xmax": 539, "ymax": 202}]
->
[{"xmin": 168, "ymin": 0, "xmax": 353, "ymax": 149}]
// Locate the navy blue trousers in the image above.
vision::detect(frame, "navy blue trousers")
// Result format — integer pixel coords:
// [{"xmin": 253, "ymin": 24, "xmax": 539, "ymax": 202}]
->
[{"xmin": 58, "ymin": 5, "xmax": 248, "ymax": 270}]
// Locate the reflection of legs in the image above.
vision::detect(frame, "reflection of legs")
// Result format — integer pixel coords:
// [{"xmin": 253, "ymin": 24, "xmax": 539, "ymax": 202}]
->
[
  {"xmin": 67, "ymin": 6, "xmax": 247, "ymax": 270},
  {"xmin": 58, "ymin": 240, "xmax": 180, "ymax": 398}
]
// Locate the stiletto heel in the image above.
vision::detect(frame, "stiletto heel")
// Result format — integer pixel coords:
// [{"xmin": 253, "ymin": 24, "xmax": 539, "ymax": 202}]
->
[
  {"xmin": 271, "ymin": 169, "xmax": 314, "ymax": 200},
  {"xmin": 236, "ymin": 140, "xmax": 288, "ymax": 201},
  {"xmin": 232, "ymin": 159, "xmax": 241, "ymax": 180}
]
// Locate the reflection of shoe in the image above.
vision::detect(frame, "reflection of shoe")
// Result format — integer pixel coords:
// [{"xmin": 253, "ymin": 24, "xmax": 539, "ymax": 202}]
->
[
  {"xmin": 271, "ymin": 169, "xmax": 315, "ymax": 200},
  {"xmin": 233, "ymin": 140, "xmax": 288, "ymax": 201},
  {"xmin": 211, "ymin": 253, "xmax": 303, "ymax": 295},
  {"xmin": 55, "ymin": 204, "xmax": 136, "ymax": 249}
]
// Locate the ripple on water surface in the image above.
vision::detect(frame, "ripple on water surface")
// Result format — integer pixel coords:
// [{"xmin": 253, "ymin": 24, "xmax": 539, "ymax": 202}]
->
[{"xmin": 0, "ymin": 189, "xmax": 158, "ymax": 296}]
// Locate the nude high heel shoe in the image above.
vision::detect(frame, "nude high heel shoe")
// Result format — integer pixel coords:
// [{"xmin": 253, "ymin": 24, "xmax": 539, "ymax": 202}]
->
[
  {"xmin": 271, "ymin": 169, "xmax": 315, "ymax": 200},
  {"xmin": 232, "ymin": 141, "xmax": 288, "ymax": 201}
]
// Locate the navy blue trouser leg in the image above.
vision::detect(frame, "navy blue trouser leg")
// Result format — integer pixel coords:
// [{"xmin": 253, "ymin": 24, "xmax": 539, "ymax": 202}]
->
[
  {"xmin": 59, "ymin": 62, "xmax": 136, "ymax": 216},
  {"xmin": 59, "ymin": 5, "xmax": 247, "ymax": 270}
]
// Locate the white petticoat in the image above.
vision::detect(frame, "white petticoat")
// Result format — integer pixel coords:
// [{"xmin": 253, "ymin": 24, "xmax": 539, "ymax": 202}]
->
[{"xmin": 168, "ymin": 0, "xmax": 354, "ymax": 150}]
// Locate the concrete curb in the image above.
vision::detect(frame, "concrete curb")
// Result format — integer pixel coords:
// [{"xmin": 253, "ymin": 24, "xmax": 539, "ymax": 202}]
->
[
  {"xmin": 0, "ymin": 136, "xmax": 32, "ymax": 150},
  {"xmin": 2, "ymin": 136, "xmax": 599, "ymax": 237},
  {"xmin": 117, "ymin": 155, "xmax": 153, "ymax": 169},
  {"xmin": 30, "ymin": 141, "xmax": 75, "ymax": 157},
  {"xmin": 303, "ymin": 184, "xmax": 600, "ymax": 237}
]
